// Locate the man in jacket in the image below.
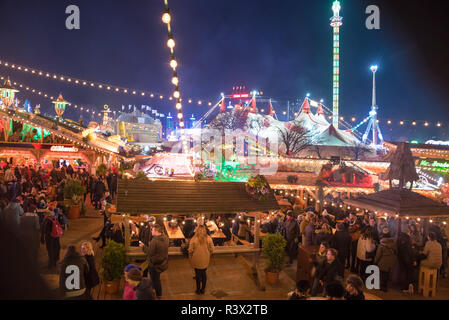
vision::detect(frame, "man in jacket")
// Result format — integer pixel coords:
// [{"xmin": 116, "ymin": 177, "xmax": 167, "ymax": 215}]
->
[
  {"xmin": 374, "ymin": 228, "xmax": 397, "ymax": 291},
  {"xmin": 346, "ymin": 213, "xmax": 362, "ymax": 272},
  {"xmin": 397, "ymin": 226, "xmax": 416, "ymax": 294},
  {"xmin": 93, "ymin": 177, "xmax": 106, "ymax": 210},
  {"xmin": 143, "ymin": 224, "xmax": 169, "ymax": 299},
  {"xmin": 318, "ymin": 248, "xmax": 344, "ymax": 297},
  {"xmin": 330, "ymin": 223, "xmax": 351, "ymax": 267},
  {"xmin": 283, "ymin": 211, "xmax": 300, "ymax": 264},
  {"xmin": 59, "ymin": 245, "xmax": 89, "ymax": 300}
]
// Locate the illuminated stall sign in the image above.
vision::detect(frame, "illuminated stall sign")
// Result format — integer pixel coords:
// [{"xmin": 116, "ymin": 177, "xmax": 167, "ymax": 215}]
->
[
  {"xmin": 418, "ymin": 159, "xmax": 449, "ymax": 173},
  {"xmin": 50, "ymin": 145, "xmax": 79, "ymax": 153}
]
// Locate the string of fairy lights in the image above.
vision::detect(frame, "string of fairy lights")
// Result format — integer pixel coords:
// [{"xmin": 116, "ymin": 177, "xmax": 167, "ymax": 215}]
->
[
  {"xmin": 162, "ymin": 0, "xmax": 188, "ymax": 152},
  {"xmin": 0, "ymin": 75, "xmax": 177, "ymax": 121},
  {"xmin": 2, "ymin": 72, "xmax": 448, "ymax": 131},
  {"xmin": 0, "ymin": 59, "xmax": 215, "ymax": 107}
]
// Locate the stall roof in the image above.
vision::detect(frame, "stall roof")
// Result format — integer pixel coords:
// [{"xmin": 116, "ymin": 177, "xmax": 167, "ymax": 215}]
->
[
  {"xmin": 117, "ymin": 179, "xmax": 280, "ymax": 215},
  {"xmin": 344, "ymin": 188, "xmax": 449, "ymax": 217}
]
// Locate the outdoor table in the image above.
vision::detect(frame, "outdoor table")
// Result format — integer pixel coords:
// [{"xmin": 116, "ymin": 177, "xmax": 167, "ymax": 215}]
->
[
  {"xmin": 210, "ymin": 230, "xmax": 227, "ymax": 239},
  {"xmin": 164, "ymin": 221, "xmax": 185, "ymax": 239}
]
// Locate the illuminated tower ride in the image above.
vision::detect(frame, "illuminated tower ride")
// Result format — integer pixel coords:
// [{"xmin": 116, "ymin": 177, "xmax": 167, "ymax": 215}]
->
[
  {"xmin": 330, "ymin": 0, "xmax": 343, "ymax": 128},
  {"xmin": 362, "ymin": 65, "xmax": 384, "ymax": 148}
]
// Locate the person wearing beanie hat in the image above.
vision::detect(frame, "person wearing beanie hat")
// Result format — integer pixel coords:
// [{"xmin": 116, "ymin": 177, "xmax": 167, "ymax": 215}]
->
[
  {"xmin": 123, "ymin": 264, "xmax": 142, "ymax": 300},
  {"xmin": 344, "ymin": 275, "xmax": 365, "ymax": 300},
  {"xmin": 127, "ymin": 268, "xmax": 155, "ymax": 300}
]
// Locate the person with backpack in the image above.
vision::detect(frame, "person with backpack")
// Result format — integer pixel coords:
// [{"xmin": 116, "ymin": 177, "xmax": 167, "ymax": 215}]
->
[{"xmin": 40, "ymin": 204, "xmax": 63, "ymax": 268}]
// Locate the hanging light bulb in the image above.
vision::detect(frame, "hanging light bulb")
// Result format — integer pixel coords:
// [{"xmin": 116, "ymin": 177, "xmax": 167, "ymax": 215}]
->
[
  {"xmin": 177, "ymin": 113, "xmax": 183, "ymax": 119},
  {"xmin": 173, "ymin": 90, "xmax": 180, "ymax": 99},
  {"xmin": 171, "ymin": 73, "xmax": 179, "ymax": 86},
  {"xmin": 176, "ymin": 103, "xmax": 182, "ymax": 110},
  {"xmin": 179, "ymin": 121, "xmax": 185, "ymax": 127},
  {"xmin": 162, "ymin": 11, "xmax": 171, "ymax": 24},
  {"xmin": 170, "ymin": 57, "xmax": 178, "ymax": 70},
  {"xmin": 167, "ymin": 37, "xmax": 176, "ymax": 49}
]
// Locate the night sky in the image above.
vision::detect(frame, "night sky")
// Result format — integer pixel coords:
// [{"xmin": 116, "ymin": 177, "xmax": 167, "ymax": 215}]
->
[{"xmin": 0, "ymin": 0, "xmax": 448, "ymax": 142}]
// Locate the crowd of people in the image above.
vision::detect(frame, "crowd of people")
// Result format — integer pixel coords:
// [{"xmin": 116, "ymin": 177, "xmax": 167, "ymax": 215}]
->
[{"xmin": 261, "ymin": 206, "xmax": 449, "ymax": 299}]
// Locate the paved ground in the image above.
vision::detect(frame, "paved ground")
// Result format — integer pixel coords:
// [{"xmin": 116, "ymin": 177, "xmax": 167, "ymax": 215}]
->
[{"xmin": 37, "ymin": 209, "xmax": 449, "ymax": 300}]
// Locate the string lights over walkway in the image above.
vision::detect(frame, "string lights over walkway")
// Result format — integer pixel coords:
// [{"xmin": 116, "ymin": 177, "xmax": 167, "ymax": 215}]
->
[{"xmin": 0, "ymin": 59, "xmax": 215, "ymax": 107}]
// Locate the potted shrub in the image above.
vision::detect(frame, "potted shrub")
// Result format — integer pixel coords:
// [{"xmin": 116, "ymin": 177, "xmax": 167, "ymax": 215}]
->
[
  {"xmin": 64, "ymin": 179, "xmax": 86, "ymax": 220},
  {"xmin": 100, "ymin": 240, "xmax": 129, "ymax": 294},
  {"xmin": 96, "ymin": 163, "xmax": 107, "ymax": 178},
  {"xmin": 262, "ymin": 233, "xmax": 287, "ymax": 285},
  {"xmin": 136, "ymin": 171, "xmax": 148, "ymax": 180}
]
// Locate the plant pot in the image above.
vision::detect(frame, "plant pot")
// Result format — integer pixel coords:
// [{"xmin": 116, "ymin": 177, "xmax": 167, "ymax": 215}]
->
[
  {"xmin": 68, "ymin": 205, "xmax": 80, "ymax": 220},
  {"xmin": 104, "ymin": 280, "xmax": 120, "ymax": 295},
  {"xmin": 265, "ymin": 270, "xmax": 280, "ymax": 285}
]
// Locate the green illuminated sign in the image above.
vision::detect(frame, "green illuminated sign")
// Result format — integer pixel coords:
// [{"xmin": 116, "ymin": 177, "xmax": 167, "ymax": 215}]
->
[{"xmin": 419, "ymin": 160, "xmax": 449, "ymax": 173}]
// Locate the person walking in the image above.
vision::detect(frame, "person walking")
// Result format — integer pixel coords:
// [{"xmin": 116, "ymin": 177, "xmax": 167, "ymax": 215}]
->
[
  {"xmin": 374, "ymin": 228, "xmax": 397, "ymax": 292},
  {"xmin": 330, "ymin": 223, "xmax": 351, "ymax": 268},
  {"xmin": 59, "ymin": 245, "xmax": 89, "ymax": 300},
  {"xmin": 40, "ymin": 207, "xmax": 62, "ymax": 268},
  {"xmin": 188, "ymin": 225, "xmax": 214, "ymax": 295},
  {"xmin": 356, "ymin": 228, "xmax": 377, "ymax": 280},
  {"xmin": 143, "ymin": 224, "xmax": 169, "ymax": 299},
  {"xmin": 283, "ymin": 211, "xmax": 300, "ymax": 265},
  {"xmin": 80, "ymin": 241, "xmax": 100, "ymax": 299}
]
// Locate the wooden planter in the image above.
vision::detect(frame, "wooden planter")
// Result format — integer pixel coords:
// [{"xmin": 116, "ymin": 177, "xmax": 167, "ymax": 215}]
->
[
  {"xmin": 265, "ymin": 270, "xmax": 280, "ymax": 285},
  {"xmin": 68, "ymin": 205, "xmax": 80, "ymax": 220},
  {"xmin": 104, "ymin": 280, "xmax": 120, "ymax": 295}
]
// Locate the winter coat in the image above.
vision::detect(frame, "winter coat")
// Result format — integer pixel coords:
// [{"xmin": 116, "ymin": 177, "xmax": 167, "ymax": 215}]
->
[
  {"xmin": 59, "ymin": 251, "xmax": 89, "ymax": 298},
  {"xmin": 83, "ymin": 254, "xmax": 100, "ymax": 289},
  {"xmin": 123, "ymin": 282, "xmax": 137, "ymax": 300},
  {"xmin": 237, "ymin": 222, "xmax": 250, "ymax": 240},
  {"xmin": 182, "ymin": 219, "xmax": 197, "ymax": 239},
  {"xmin": 318, "ymin": 259, "xmax": 344, "ymax": 285},
  {"xmin": 144, "ymin": 234, "xmax": 169, "ymax": 273},
  {"xmin": 188, "ymin": 236, "xmax": 214, "ymax": 269},
  {"xmin": 283, "ymin": 218, "xmax": 300, "ymax": 242},
  {"xmin": 330, "ymin": 230, "xmax": 351, "ymax": 258},
  {"xmin": 94, "ymin": 180, "xmax": 106, "ymax": 198},
  {"xmin": 357, "ymin": 237, "xmax": 376, "ymax": 261},
  {"xmin": 421, "ymin": 240, "xmax": 442, "ymax": 269},
  {"xmin": 300, "ymin": 219, "xmax": 309, "ymax": 235},
  {"xmin": 397, "ymin": 232, "xmax": 414, "ymax": 266},
  {"xmin": 305, "ymin": 223, "xmax": 315, "ymax": 246},
  {"xmin": 374, "ymin": 237, "xmax": 397, "ymax": 272},
  {"xmin": 2, "ymin": 201, "xmax": 24, "ymax": 228},
  {"xmin": 134, "ymin": 278, "xmax": 155, "ymax": 300}
]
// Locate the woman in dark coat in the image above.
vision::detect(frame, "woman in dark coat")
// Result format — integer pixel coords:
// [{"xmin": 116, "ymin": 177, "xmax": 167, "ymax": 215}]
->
[{"xmin": 81, "ymin": 241, "xmax": 100, "ymax": 299}]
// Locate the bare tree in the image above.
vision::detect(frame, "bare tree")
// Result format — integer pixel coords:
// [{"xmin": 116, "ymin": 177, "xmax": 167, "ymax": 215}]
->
[
  {"xmin": 277, "ymin": 124, "xmax": 311, "ymax": 156},
  {"xmin": 208, "ymin": 108, "xmax": 248, "ymax": 134},
  {"xmin": 349, "ymin": 141, "xmax": 371, "ymax": 160}
]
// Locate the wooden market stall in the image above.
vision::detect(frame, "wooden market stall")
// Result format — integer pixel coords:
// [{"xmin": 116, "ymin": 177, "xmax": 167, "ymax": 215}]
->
[
  {"xmin": 114, "ymin": 178, "xmax": 279, "ymax": 253},
  {"xmin": 113, "ymin": 178, "xmax": 280, "ymax": 290}
]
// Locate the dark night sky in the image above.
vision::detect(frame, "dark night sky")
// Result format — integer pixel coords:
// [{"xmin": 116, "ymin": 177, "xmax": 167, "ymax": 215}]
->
[{"xmin": 0, "ymin": 0, "xmax": 448, "ymax": 142}]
